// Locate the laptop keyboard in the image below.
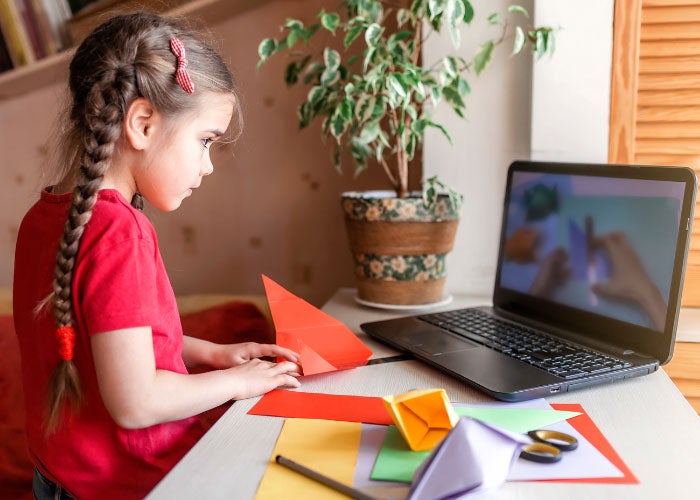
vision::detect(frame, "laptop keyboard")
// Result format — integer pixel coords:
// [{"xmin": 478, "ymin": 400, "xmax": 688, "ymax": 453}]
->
[{"xmin": 418, "ymin": 309, "xmax": 632, "ymax": 379}]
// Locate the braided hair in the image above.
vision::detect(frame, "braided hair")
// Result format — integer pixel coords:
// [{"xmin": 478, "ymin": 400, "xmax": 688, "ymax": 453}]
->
[{"xmin": 46, "ymin": 12, "xmax": 238, "ymax": 432}]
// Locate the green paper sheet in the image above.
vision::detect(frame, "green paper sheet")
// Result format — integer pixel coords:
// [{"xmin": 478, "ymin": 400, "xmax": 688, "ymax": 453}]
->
[
  {"xmin": 371, "ymin": 406, "xmax": 581, "ymax": 483},
  {"xmin": 454, "ymin": 406, "xmax": 581, "ymax": 434},
  {"xmin": 371, "ymin": 426, "xmax": 429, "ymax": 482}
]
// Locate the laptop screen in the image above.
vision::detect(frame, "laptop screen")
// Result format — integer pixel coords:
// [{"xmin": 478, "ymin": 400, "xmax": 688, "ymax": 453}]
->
[{"xmin": 493, "ymin": 162, "xmax": 696, "ymax": 360}]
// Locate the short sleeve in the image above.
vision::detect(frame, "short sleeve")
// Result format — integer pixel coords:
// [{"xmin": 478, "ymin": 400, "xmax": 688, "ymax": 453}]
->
[{"xmin": 74, "ymin": 237, "xmax": 160, "ymax": 335}]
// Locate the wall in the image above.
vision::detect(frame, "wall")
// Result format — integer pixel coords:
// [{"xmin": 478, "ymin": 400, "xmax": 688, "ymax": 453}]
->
[
  {"xmin": 0, "ymin": 0, "xmax": 388, "ymax": 307},
  {"xmin": 424, "ymin": 0, "xmax": 614, "ymax": 299},
  {"xmin": 531, "ymin": 0, "xmax": 614, "ymax": 163}
]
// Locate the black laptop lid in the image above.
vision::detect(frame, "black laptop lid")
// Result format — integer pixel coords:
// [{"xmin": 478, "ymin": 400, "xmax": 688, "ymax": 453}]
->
[{"xmin": 493, "ymin": 161, "xmax": 697, "ymax": 364}]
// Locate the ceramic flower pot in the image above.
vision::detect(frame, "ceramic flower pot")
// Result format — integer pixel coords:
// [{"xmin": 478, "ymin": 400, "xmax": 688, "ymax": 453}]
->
[{"xmin": 341, "ymin": 191, "xmax": 460, "ymax": 306}]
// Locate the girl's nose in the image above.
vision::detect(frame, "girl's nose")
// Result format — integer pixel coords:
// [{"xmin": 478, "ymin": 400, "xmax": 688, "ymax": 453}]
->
[{"xmin": 202, "ymin": 160, "xmax": 214, "ymax": 176}]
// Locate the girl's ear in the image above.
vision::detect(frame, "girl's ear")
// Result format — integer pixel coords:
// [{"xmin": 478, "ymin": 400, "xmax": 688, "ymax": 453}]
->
[{"xmin": 124, "ymin": 98, "xmax": 157, "ymax": 150}]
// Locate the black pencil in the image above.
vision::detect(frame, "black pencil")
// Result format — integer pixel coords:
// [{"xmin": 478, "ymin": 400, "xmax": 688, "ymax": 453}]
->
[{"xmin": 275, "ymin": 455, "xmax": 377, "ymax": 500}]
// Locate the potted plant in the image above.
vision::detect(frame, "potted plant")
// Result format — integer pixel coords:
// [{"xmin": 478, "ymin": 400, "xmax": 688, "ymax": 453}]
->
[{"xmin": 258, "ymin": 0, "xmax": 554, "ymax": 306}]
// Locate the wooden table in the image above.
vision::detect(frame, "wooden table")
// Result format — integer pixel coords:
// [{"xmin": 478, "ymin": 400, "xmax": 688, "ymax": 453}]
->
[{"xmin": 149, "ymin": 289, "xmax": 700, "ymax": 499}]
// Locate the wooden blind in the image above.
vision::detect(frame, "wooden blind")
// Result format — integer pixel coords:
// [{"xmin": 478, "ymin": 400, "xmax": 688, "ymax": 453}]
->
[{"xmin": 610, "ymin": 0, "xmax": 700, "ymax": 306}]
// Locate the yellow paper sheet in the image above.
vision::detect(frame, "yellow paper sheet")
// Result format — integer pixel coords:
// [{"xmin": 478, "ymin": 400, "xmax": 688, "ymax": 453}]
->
[{"xmin": 255, "ymin": 418, "xmax": 362, "ymax": 499}]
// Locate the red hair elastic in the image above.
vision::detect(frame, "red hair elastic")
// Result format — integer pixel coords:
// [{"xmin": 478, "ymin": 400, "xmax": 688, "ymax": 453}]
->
[
  {"xmin": 169, "ymin": 37, "xmax": 195, "ymax": 94},
  {"xmin": 56, "ymin": 326, "xmax": 76, "ymax": 361}
]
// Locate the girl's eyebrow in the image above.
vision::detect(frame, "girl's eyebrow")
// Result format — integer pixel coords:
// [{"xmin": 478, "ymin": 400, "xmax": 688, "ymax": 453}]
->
[{"xmin": 206, "ymin": 129, "xmax": 225, "ymax": 136}]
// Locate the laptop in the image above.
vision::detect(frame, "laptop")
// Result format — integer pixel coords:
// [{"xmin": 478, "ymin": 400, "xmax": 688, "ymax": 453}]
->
[{"xmin": 361, "ymin": 160, "xmax": 697, "ymax": 401}]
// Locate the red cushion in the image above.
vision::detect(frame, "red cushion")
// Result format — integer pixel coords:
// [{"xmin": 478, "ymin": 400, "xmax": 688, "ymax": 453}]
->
[
  {"xmin": 0, "ymin": 314, "xmax": 32, "ymax": 500},
  {"xmin": 180, "ymin": 300, "xmax": 274, "ymax": 346},
  {"xmin": 0, "ymin": 301, "xmax": 272, "ymax": 495}
]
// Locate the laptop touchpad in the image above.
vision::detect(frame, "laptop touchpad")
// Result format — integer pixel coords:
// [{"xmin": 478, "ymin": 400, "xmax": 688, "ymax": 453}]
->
[{"xmin": 403, "ymin": 333, "xmax": 479, "ymax": 356}]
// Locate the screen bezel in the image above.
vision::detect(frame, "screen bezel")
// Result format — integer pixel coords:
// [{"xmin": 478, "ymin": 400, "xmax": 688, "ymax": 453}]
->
[{"xmin": 492, "ymin": 161, "xmax": 697, "ymax": 364}]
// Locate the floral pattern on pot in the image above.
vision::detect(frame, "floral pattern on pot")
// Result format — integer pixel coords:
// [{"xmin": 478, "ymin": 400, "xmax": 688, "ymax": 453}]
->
[
  {"xmin": 342, "ymin": 191, "xmax": 460, "ymax": 222},
  {"xmin": 354, "ymin": 253, "xmax": 447, "ymax": 281}
]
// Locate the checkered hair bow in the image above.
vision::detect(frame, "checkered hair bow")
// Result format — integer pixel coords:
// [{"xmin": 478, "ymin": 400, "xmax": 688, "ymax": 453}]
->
[{"xmin": 169, "ymin": 37, "xmax": 195, "ymax": 94}]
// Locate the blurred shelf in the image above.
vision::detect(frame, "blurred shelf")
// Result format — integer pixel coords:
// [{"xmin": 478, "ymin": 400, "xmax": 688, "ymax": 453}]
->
[{"xmin": 0, "ymin": 0, "xmax": 284, "ymax": 100}]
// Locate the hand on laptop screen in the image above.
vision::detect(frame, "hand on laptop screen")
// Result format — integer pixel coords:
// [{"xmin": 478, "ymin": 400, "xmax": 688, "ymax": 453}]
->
[
  {"xmin": 501, "ymin": 171, "xmax": 683, "ymax": 332},
  {"xmin": 590, "ymin": 232, "xmax": 667, "ymax": 331}
]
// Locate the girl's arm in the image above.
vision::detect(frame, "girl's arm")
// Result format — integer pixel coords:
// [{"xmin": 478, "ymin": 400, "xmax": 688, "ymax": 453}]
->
[{"xmin": 91, "ymin": 326, "xmax": 300, "ymax": 429}]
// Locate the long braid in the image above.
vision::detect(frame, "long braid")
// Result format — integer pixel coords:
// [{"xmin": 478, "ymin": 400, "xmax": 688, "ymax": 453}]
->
[{"xmin": 46, "ymin": 67, "xmax": 138, "ymax": 432}]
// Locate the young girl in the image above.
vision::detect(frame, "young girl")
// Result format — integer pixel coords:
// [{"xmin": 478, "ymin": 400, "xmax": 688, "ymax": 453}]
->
[{"xmin": 12, "ymin": 12, "xmax": 301, "ymax": 499}]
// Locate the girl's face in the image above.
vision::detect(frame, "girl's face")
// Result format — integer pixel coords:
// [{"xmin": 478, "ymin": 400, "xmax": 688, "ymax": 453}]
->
[{"xmin": 135, "ymin": 93, "xmax": 235, "ymax": 212}]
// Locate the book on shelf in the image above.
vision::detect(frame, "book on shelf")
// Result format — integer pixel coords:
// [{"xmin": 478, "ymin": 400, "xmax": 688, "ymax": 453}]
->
[
  {"xmin": 0, "ymin": 26, "xmax": 13, "ymax": 72},
  {"xmin": 37, "ymin": 0, "xmax": 72, "ymax": 52},
  {"xmin": 0, "ymin": 0, "xmax": 73, "ymax": 74},
  {"xmin": 0, "ymin": 0, "xmax": 36, "ymax": 67},
  {"xmin": 15, "ymin": 0, "xmax": 46, "ymax": 59},
  {"xmin": 25, "ymin": 0, "xmax": 61, "ymax": 57}
]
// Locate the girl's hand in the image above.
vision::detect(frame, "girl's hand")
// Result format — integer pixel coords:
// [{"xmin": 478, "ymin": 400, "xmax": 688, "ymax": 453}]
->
[
  {"xmin": 225, "ymin": 359, "xmax": 301, "ymax": 400},
  {"xmin": 212, "ymin": 342, "xmax": 300, "ymax": 369}
]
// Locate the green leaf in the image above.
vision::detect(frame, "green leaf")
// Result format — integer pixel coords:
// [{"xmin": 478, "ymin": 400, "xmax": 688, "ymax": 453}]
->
[
  {"xmin": 474, "ymin": 41, "xmax": 494, "ymax": 75},
  {"xmin": 387, "ymin": 73, "xmax": 408, "ymax": 99},
  {"xmin": 358, "ymin": 121, "xmax": 380, "ymax": 144},
  {"xmin": 443, "ymin": 56, "xmax": 458, "ymax": 78},
  {"xmin": 461, "ymin": 0, "xmax": 474, "ymax": 23},
  {"xmin": 428, "ymin": 120, "xmax": 453, "ymax": 144},
  {"xmin": 297, "ymin": 102, "xmax": 311, "ymax": 128},
  {"xmin": 333, "ymin": 144, "xmax": 342, "ymax": 172},
  {"xmin": 406, "ymin": 132, "xmax": 416, "ymax": 159},
  {"xmin": 430, "ymin": 86, "xmax": 441, "ymax": 105},
  {"xmin": 303, "ymin": 62, "xmax": 324, "ymax": 85},
  {"xmin": 320, "ymin": 66, "xmax": 340, "ymax": 87},
  {"xmin": 447, "ymin": 0, "xmax": 465, "ymax": 48},
  {"xmin": 286, "ymin": 30, "xmax": 299, "ymax": 49},
  {"xmin": 428, "ymin": 0, "xmax": 443, "ymax": 19},
  {"xmin": 412, "ymin": 118, "xmax": 427, "ymax": 134},
  {"xmin": 443, "ymin": 86, "xmax": 465, "ymax": 110},
  {"xmin": 487, "ymin": 12, "xmax": 500, "ymax": 25},
  {"xmin": 331, "ymin": 114, "xmax": 348, "ymax": 141},
  {"xmin": 257, "ymin": 38, "xmax": 276, "ymax": 61},
  {"xmin": 397, "ymin": 7, "xmax": 411, "ymax": 27},
  {"xmin": 457, "ymin": 77, "xmax": 470, "ymax": 96},
  {"xmin": 365, "ymin": 23, "xmax": 383, "ymax": 46},
  {"xmin": 508, "ymin": 5, "xmax": 529, "ymax": 18},
  {"xmin": 512, "ymin": 26, "xmax": 525, "ymax": 55},
  {"xmin": 301, "ymin": 24, "xmax": 320, "ymax": 42},
  {"xmin": 324, "ymin": 48, "xmax": 341, "ymax": 70},
  {"xmin": 363, "ymin": 47, "xmax": 376, "ymax": 74},
  {"xmin": 355, "ymin": 95, "xmax": 376, "ymax": 123},
  {"xmin": 339, "ymin": 98, "xmax": 353, "ymax": 121},
  {"xmin": 284, "ymin": 61, "xmax": 299, "ymax": 85},
  {"xmin": 345, "ymin": 24, "xmax": 364, "ymax": 47},
  {"xmin": 321, "ymin": 12, "xmax": 340, "ymax": 33},
  {"xmin": 307, "ymin": 86, "xmax": 324, "ymax": 107},
  {"xmin": 284, "ymin": 18, "xmax": 303, "ymax": 30}
]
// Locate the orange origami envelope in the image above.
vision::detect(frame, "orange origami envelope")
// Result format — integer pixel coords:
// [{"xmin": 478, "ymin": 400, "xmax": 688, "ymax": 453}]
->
[
  {"xmin": 382, "ymin": 388, "xmax": 459, "ymax": 451},
  {"xmin": 262, "ymin": 275, "xmax": 372, "ymax": 376}
]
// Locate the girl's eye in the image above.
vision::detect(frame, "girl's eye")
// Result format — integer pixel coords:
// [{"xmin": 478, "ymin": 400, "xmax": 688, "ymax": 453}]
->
[{"xmin": 201, "ymin": 138, "xmax": 214, "ymax": 148}]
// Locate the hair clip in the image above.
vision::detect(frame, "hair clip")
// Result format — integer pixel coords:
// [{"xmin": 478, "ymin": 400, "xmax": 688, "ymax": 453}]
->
[
  {"xmin": 170, "ymin": 37, "xmax": 195, "ymax": 94},
  {"xmin": 56, "ymin": 325, "xmax": 76, "ymax": 361}
]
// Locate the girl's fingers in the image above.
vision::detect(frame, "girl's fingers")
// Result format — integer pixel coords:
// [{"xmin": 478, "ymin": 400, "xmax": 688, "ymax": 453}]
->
[{"xmin": 257, "ymin": 344, "xmax": 300, "ymax": 361}]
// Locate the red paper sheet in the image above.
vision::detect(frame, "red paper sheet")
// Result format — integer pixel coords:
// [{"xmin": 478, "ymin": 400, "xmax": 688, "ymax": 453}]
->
[
  {"xmin": 262, "ymin": 275, "xmax": 372, "ymax": 376},
  {"xmin": 249, "ymin": 390, "xmax": 393, "ymax": 425},
  {"xmin": 549, "ymin": 403, "xmax": 638, "ymax": 484}
]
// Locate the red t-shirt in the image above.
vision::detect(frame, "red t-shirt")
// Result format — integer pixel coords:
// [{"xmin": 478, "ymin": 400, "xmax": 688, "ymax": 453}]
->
[{"xmin": 13, "ymin": 189, "xmax": 205, "ymax": 499}]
